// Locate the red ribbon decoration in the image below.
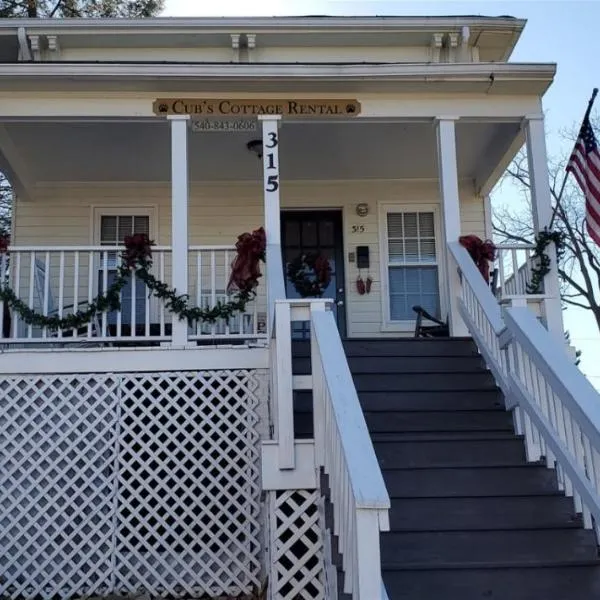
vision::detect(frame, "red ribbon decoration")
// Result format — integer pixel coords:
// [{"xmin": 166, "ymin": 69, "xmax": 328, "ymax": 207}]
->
[
  {"xmin": 123, "ymin": 233, "xmax": 154, "ymax": 269},
  {"xmin": 0, "ymin": 235, "xmax": 10, "ymax": 254},
  {"xmin": 227, "ymin": 227, "xmax": 266, "ymax": 293},
  {"xmin": 459, "ymin": 235, "xmax": 496, "ymax": 283}
]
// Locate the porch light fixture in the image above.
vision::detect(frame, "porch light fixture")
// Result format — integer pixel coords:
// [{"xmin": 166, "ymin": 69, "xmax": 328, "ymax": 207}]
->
[
  {"xmin": 246, "ymin": 139, "xmax": 263, "ymax": 159},
  {"xmin": 356, "ymin": 203, "xmax": 369, "ymax": 217}
]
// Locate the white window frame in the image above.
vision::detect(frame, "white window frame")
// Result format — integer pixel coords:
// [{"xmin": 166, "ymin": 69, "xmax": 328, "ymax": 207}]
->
[
  {"xmin": 378, "ymin": 203, "xmax": 445, "ymax": 332},
  {"xmin": 91, "ymin": 205, "xmax": 158, "ymax": 247},
  {"xmin": 90, "ymin": 206, "xmax": 159, "ymax": 322}
]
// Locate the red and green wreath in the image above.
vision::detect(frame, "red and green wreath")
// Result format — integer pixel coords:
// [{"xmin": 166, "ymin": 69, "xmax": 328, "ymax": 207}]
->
[{"xmin": 287, "ymin": 252, "xmax": 332, "ymax": 298}]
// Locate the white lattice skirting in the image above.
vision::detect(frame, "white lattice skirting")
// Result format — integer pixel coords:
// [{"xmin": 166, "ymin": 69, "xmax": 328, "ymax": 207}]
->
[
  {"xmin": 268, "ymin": 490, "xmax": 325, "ymax": 600},
  {"xmin": 0, "ymin": 370, "xmax": 262, "ymax": 600}
]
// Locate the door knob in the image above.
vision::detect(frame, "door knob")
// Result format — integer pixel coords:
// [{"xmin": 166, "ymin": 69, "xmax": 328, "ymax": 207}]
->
[{"xmin": 337, "ymin": 300, "xmax": 344, "ymax": 306}]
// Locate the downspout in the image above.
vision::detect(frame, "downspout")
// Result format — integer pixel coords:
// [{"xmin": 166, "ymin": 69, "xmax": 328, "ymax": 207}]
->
[{"xmin": 17, "ymin": 27, "xmax": 33, "ymax": 61}]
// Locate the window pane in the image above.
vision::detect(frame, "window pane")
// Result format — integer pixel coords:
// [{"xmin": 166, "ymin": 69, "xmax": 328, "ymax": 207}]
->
[
  {"xmin": 418, "ymin": 212, "xmax": 435, "ymax": 236},
  {"xmin": 117, "ymin": 216, "xmax": 133, "ymax": 240},
  {"xmin": 420, "ymin": 239, "xmax": 437, "ymax": 262},
  {"xmin": 285, "ymin": 221, "xmax": 300, "ymax": 246},
  {"xmin": 387, "ymin": 213, "xmax": 403, "ymax": 239},
  {"xmin": 100, "ymin": 216, "xmax": 117, "ymax": 244},
  {"xmin": 404, "ymin": 239, "xmax": 419, "ymax": 262},
  {"xmin": 389, "ymin": 266, "xmax": 440, "ymax": 320},
  {"xmin": 403, "ymin": 213, "xmax": 418, "ymax": 238},
  {"xmin": 388, "ymin": 241, "xmax": 405, "ymax": 263},
  {"xmin": 302, "ymin": 220, "xmax": 318, "ymax": 247},
  {"xmin": 133, "ymin": 216, "xmax": 150, "ymax": 236}
]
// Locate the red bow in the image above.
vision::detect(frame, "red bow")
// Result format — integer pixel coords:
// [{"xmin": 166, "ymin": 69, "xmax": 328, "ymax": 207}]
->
[
  {"xmin": 459, "ymin": 235, "xmax": 496, "ymax": 283},
  {"xmin": 123, "ymin": 233, "xmax": 154, "ymax": 268},
  {"xmin": 227, "ymin": 227, "xmax": 266, "ymax": 293},
  {"xmin": 0, "ymin": 235, "xmax": 10, "ymax": 254}
]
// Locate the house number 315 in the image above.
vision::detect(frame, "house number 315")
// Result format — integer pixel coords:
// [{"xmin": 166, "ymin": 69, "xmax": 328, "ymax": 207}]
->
[
  {"xmin": 265, "ymin": 131, "xmax": 279, "ymax": 192},
  {"xmin": 352, "ymin": 225, "xmax": 365, "ymax": 233}
]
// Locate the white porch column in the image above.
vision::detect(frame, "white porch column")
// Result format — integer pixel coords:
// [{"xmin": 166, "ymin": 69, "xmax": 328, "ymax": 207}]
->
[
  {"xmin": 259, "ymin": 115, "xmax": 282, "ymax": 245},
  {"xmin": 168, "ymin": 115, "xmax": 190, "ymax": 346},
  {"xmin": 525, "ymin": 116, "xmax": 565, "ymax": 342},
  {"xmin": 436, "ymin": 117, "xmax": 468, "ymax": 336}
]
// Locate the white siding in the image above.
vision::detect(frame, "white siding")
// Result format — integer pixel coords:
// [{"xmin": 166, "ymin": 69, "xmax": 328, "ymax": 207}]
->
[{"xmin": 14, "ymin": 180, "xmax": 484, "ymax": 337}]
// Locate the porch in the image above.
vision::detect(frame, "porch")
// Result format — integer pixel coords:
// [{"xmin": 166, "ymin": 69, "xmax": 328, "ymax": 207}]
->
[{"xmin": 0, "ymin": 113, "xmax": 560, "ymax": 347}]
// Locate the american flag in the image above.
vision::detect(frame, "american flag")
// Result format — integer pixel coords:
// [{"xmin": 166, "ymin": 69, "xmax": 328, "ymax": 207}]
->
[{"xmin": 566, "ymin": 114, "xmax": 600, "ymax": 245}]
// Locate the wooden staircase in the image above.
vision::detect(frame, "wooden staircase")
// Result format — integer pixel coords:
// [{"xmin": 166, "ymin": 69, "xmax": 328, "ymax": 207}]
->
[{"xmin": 293, "ymin": 338, "xmax": 600, "ymax": 599}]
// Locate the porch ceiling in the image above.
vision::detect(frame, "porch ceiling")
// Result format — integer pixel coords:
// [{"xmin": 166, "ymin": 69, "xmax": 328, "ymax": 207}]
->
[{"xmin": 0, "ymin": 119, "xmax": 521, "ymax": 190}]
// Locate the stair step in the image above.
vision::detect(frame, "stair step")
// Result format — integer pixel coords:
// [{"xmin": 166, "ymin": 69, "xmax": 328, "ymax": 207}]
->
[
  {"xmin": 293, "ymin": 389, "xmax": 506, "ymax": 412},
  {"xmin": 382, "ymin": 564, "xmax": 600, "ymax": 600},
  {"xmin": 380, "ymin": 529, "xmax": 599, "ymax": 567},
  {"xmin": 353, "ymin": 372, "xmax": 497, "ymax": 392},
  {"xmin": 293, "ymin": 355, "xmax": 485, "ymax": 375},
  {"xmin": 292, "ymin": 413, "xmax": 513, "ymax": 439},
  {"xmin": 389, "ymin": 496, "xmax": 582, "ymax": 531},
  {"xmin": 293, "ymin": 338, "xmax": 479, "ymax": 357},
  {"xmin": 374, "ymin": 438, "xmax": 526, "ymax": 468},
  {"xmin": 364, "ymin": 410, "xmax": 513, "ymax": 433},
  {"xmin": 382, "ymin": 465, "xmax": 560, "ymax": 497}
]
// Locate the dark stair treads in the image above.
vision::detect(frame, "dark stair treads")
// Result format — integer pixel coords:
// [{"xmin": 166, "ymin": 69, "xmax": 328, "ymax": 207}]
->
[
  {"xmin": 290, "ymin": 337, "xmax": 600, "ymax": 599},
  {"xmin": 382, "ymin": 465, "xmax": 561, "ymax": 497},
  {"xmin": 374, "ymin": 437, "xmax": 526, "ymax": 468},
  {"xmin": 382, "ymin": 564, "xmax": 600, "ymax": 600},
  {"xmin": 381, "ymin": 528, "xmax": 599, "ymax": 568},
  {"xmin": 353, "ymin": 372, "xmax": 497, "ymax": 392},
  {"xmin": 389, "ymin": 495, "xmax": 583, "ymax": 531},
  {"xmin": 292, "ymin": 354, "xmax": 486, "ymax": 374}
]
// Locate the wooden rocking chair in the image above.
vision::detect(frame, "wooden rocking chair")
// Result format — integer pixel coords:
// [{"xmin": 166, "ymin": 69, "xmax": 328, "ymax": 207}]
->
[{"xmin": 412, "ymin": 305, "xmax": 449, "ymax": 338}]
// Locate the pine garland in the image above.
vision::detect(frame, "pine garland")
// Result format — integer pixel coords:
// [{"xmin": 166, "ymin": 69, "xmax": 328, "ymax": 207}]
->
[
  {"xmin": 526, "ymin": 228, "xmax": 566, "ymax": 294},
  {"xmin": 0, "ymin": 232, "xmax": 264, "ymax": 332}
]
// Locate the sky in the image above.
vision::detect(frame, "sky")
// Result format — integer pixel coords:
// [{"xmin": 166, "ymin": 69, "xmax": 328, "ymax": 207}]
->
[{"xmin": 162, "ymin": 0, "xmax": 600, "ymax": 385}]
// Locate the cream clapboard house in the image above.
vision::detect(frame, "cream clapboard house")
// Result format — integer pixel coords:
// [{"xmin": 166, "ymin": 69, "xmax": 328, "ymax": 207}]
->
[{"xmin": 2, "ymin": 14, "xmax": 600, "ymax": 600}]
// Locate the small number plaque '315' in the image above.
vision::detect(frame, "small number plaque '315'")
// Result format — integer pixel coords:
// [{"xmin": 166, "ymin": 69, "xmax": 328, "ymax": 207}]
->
[{"xmin": 191, "ymin": 119, "xmax": 257, "ymax": 132}]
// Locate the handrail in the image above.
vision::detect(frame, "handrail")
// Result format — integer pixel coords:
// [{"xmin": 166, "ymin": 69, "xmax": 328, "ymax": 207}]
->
[
  {"xmin": 448, "ymin": 241, "xmax": 504, "ymax": 333},
  {"xmin": 311, "ymin": 304, "xmax": 390, "ymax": 599},
  {"xmin": 7, "ymin": 245, "xmax": 173, "ymax": 252},
  {"xmin": 450, "ymin": 238, "xmax": 600, "ymax": 539}
]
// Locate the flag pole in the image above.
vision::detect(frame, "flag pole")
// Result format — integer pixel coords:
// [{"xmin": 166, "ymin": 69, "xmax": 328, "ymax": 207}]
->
[{"xmin": 549, "ymin": 87, "xmax": 599, "ymax": 229}]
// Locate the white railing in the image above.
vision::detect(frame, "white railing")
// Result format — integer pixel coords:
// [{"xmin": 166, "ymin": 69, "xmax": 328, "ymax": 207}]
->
[
  {"xmin": 187, "ymin": 245, "xmax": 267, "ymax": 340},
  {"xmin": 269, "ymin": 295, "xmax": 390, "ymax": 599},
  {"xmin": 494, "ymin": 243, "xmax": 548, "ymax": 308},
  {"xmin": 0, "ymin": 245, "xmax": 266, "ymax": 345},
  {"xmin": 310, "ymin": 303, "xmax": 390, "ymax": 600},
  {"xmin": 450, "ymin": 240, "xmax": 600, "ymax": 540}
]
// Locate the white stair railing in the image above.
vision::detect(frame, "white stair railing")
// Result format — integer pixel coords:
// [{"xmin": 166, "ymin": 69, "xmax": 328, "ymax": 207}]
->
[
  {"xmin": 310, "ymin": 302, "xmax": 390, "ymax": 600},
  {"xmin": 449, "ymin": 241, "xmax": 600, "ymax": 540}
]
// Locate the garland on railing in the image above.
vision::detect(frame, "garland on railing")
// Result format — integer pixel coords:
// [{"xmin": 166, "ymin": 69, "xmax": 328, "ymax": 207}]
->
[
  {"xmin": 287, "ymin": 251, "xmax": 332, "ymax": 298},
  {"xmin": 526, "ymin": 228, "xmax": 566, "ymax": 294},
  {"xmin": 0, "ymin": 228, "xmax": 266, "ymax": 331}
]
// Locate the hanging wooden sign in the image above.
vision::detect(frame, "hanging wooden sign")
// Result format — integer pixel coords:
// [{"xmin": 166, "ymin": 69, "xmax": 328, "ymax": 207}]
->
[{"xmin": 153, "ymin": 98, "xmax": 361, "ymax": 117}]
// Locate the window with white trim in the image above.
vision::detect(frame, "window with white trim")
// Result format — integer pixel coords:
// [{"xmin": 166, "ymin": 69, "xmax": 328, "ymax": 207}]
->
[
  {"xmin": 98, "ymin": 214, "xmax": 151, "ymax": 326},
  {"xmin": 386, "ymin": 210, "xmax": 440, "ymax": 321}
]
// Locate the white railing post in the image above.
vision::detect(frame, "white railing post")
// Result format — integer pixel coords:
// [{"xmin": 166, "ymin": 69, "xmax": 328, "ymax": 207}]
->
[
  {"xmin": 310, "ymin": 301, "xmax": 327, "ymax": 467},
  {"xmin": 275, "ymin": 300, "xmax": 294, "ymax": 469},
  {"xmin": 525, "ymin": 115, "xmax": 565, "ymax": 343},
  {"xmin": 355, "ymin": 509, "xmax": 383, "ymax": 600},
  {"xmin": 436, "ymin": 117, "xmax": 468, "ymax": 336},
  {"xmin": 169, "ymin": 115, "xmax": 190, "ymax": 346}
]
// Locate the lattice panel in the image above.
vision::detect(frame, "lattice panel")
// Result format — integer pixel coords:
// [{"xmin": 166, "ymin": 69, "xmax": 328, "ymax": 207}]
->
[
  {"xmin": 269, "ymin": 490, "xmax": 325, "ymax": 600},
  {"xmin": 114, "ymin": 370, "xmax": 262, "ymax": 597},
  {"xmin": 0, "ymin": 375, "xmax": 120, "ymax": 600},
  {"xmin": 0, "ymin": 370, "xmax": 262, "ymax": 600}
]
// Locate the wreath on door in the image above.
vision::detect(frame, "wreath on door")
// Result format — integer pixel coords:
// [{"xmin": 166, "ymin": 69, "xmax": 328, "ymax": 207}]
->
[{"xmin": 287, "ymin": 252, "xmax": 332, "ymax": 298}]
